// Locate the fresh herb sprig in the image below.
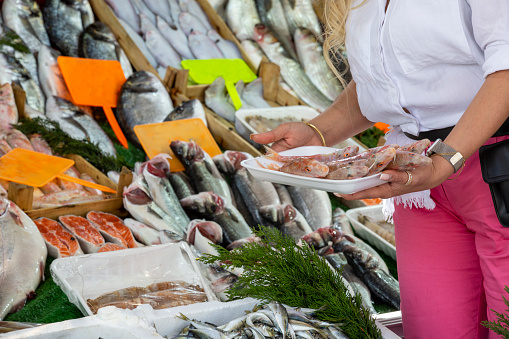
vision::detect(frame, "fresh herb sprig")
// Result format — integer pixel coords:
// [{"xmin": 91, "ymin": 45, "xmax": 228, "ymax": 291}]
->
[
  {"xmin": 482, "ymin": 286, "xmax": 509, "ymax": 338},
  {"xmin": 199, "ymin": 226, "xmax": 382, "ymax": 339}
]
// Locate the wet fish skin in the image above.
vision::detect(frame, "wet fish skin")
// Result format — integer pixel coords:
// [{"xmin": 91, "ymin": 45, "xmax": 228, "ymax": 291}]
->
[
  {"xmin": 123, "ymin": 218, "xmax": 161, "ymax": 246},
  {"xmin": 286, "ymin": 186, "xmax": 332, "ymax": 231},
  {"xmin": 240, "ymin": 78, "xmax": 272, "ymax": 108},
  {"xmin": 204, "ymin": 77, "xmax": 236, "ymax": 122},
  {"xmin": 259, "ymin": 203, "xmax": 313, "ymax": 241},
  {"xmin": 400, "ymin": 139, "xmax": 431, "ymax": 154},
  {"xmin": 188, "ymin": 30, "xmax": 224, "ymax": 59},
  {"xmin": 178, "ymin": 0, "xmax": 212, "ymax": 29},
  {"xmin": 279, "ymin": 158, "xmax": 329, "ymax": 178},
  {"xmin": 0, "ymin": 199, "xmax": 47, "ymax": 320},
  {"xmin": 325, "ymin": 165, "xmax": 369, "ymax": 180},
  {"xmin": 164, "ymin": 99, "xmax": 207, "ymax": 127},
  {"xmin": 156, "ymin": 15, "xmax": 193, "ymax": 60},
  {"xmin": 37, "ymin": 45, "xmax": 72, "ymax": 99},
  {"xmin": 226, "ymin": 0, "xmax": 261, "ymax": 41},
  {"xmin": 33, "ymin": 217, "xmax": 84, "ymax": 258},
  {"xmin": 0, "ymin": 83, "xmax": 18, "ymax": 130},
  {"xmin": 186, "ymin": 219, "xmax": 223, "ymax": 245},
  {"xmin": 116, "ymin": 71, "xmax": 173, "ymax": 148},
  {"xmin": 130, "ymin": 0, "xmax": 155, "ymax": 26},
  {"xmin": 169, "ymin": 171, "xmax": 196, "ymax": 200},
  {"xmin": 5, "ymin": 128, "xmax": 33, "ymax": 150},
  {"xmin": 207, "ymin": 29, "xmax": 242, "ymax": 59},
  {"xmin": 144, "ymin": 29, "xmax": 182, "ymax": 69},
  {"xmin": 179, "ymin": 11, "xmax": 207, "ymax": 36},
  {"xmin": 384, "ymin": 150, "xmax": 432, "ymax": 171},
  {"xmin": 273, "ymin": 184, "xmax": 293, "ymax": 206},
  {"xmin": 212, "ymin": 150, "xmax": 251, "ymax": 175},
  {"xmin": 143, "ymin": 0, "xmax": 173, "ymax": 27},
  {"xmin": 105, "ymin": 0, "xmax": 139, "ymax": 32},
  {"xmin": 117, "ymin": 18, "xmax": 158, "ymax": 68},
  {"xmin": 280, "ymin": 0, "xmax": 322, "ymax": 40}
]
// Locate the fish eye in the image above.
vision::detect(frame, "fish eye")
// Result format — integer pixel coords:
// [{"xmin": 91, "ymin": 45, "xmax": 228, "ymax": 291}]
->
[
  {"xmin": 306, "ymin": 168, "xmax": 310, "ymax": 172},
  {"xmin": 378, "ymin": 162, "xmax": 384, "ymax": 167}
]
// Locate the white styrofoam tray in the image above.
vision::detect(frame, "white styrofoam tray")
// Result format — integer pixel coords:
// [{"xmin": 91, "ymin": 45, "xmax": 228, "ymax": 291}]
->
[
  {"xmin": 235, "ymin": 106, "xmax": 367, "ymax": 152},
  {"xmin": 50, "ymin": 242, "xmax": 217, "ymax": 317},
  {"xmin": 241, "ymin": 146, "xmax": 385, "ymax": 194},
  {"xmin": 345, "ymin": 205, "xmax": 397, "ymax": 260}
]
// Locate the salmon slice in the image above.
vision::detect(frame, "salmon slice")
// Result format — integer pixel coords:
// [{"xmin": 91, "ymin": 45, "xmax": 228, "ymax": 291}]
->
[
  {"xmin": 33, "ymin": 218, "xmax": 84, "ymax": 258},
  {"xmin": 59, "ymin": 215, "xmax": 105, "ymax": 253},
  {"xmin": 87, "ymin": 211, "xmax": 138, "ymax": 248},
  {"xmin": 97, "ymin": 243, "xmax": 126, "ymax": 253}
]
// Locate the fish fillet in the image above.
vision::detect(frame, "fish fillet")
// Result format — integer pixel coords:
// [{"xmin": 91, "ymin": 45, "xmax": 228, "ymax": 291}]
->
[
  {"xmin": 59, "ymin": 215, "xmax": 105, "ymax": 253},
  {"xmin": 87, "ymin": 211, "xmax": 138, "ymax": 248}
]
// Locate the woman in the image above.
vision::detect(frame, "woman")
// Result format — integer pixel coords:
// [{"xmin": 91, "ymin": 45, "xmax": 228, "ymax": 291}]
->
[{"xmin": 251, "ymin": 1, "xmax": 509, "ymax": 338}]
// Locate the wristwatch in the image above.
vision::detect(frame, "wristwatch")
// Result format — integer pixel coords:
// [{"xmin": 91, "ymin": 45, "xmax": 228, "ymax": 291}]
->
[{"xmin": 426, "ymin": 139, "xmax": 465, "ymax": 173}]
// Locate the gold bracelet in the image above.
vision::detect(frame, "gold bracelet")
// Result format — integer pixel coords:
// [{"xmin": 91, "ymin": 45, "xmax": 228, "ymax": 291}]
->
[{"xmin": 305, "ymin": 123, "xmax": 326, "ymax": 147}]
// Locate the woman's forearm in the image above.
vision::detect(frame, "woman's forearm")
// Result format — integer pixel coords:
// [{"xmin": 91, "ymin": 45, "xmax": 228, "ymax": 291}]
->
[
  {"xmin": 308, "ymin": 80, "xmax": 374, "ymax": 146},
  {"xmin": 445, "ymin": 70, "xmax": 509, "ymax": 160}
]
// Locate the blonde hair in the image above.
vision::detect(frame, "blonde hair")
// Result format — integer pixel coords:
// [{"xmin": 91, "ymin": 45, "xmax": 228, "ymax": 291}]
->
[{"xmin": 322, "ymin": 0, "xmax": 365, "ymax": 87}]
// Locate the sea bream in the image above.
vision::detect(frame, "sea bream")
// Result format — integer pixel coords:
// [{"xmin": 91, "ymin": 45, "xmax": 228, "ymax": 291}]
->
[
  {"xmin": 33, "ymin": 217, "xmax": 84, "ymax": 258},
  {"xmin": 164, "ymin": 99, "xmax": 207, "ymax": 127},
  {"xmin": 116, "ymin": 71, "xmax": 174, "ymax": 148},
  {"xmin": 58, "ymin": 215, "xmax": 105, "ymax": 253},
  {"xmin": 87, "ymin": 211, "xmax": 139, "ymax": 248},
  {"xmin": 0, "ymin": 199, "xmax": 47, "ymax": 320},
  {"xmin": 280, "ymin": 0, "xmax": 322, "ymax": 39}
]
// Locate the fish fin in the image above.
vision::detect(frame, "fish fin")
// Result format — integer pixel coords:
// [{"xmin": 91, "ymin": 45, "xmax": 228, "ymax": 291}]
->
[{"xmin": 263, "ymin": 146, "xmax": 279, "ymax": 159}]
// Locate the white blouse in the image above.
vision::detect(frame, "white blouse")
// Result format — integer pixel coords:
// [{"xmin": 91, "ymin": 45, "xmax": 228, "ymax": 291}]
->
[{"xmin": 345, "ymin": 0, "xmax": 509, "ymax": 137}]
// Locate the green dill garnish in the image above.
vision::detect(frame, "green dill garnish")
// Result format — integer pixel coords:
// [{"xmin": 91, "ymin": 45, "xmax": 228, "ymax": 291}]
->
[
  {"xmin": 13, "ymin": 117, "xmax": 130, "ymax": 172},
  {"xmin": 199, "ymin": 226, "xmax": 383, "ymax": 339},
  {"xmin": 356, "ymin": 126, "xmax": 385, "ymax": 149},
  {"xmin": 0, "ymin": 30, "xmax": 31, "ymax": 54},
  {"xmin": 482, "ymin": 286, "xmax": 509, "ymax": 338}
]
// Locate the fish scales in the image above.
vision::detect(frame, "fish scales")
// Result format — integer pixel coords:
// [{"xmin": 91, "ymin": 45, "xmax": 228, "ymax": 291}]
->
[
  {"xmin": 226, "ymin": 0, "xmax": 261, "ymax": 41},
  {"xmin": 287, "ymin": 186, "xmax": 332, "ymax": 231},
  {"xmin": 0, "ymin": 200, "xmax": 47, "ymax": 320}
]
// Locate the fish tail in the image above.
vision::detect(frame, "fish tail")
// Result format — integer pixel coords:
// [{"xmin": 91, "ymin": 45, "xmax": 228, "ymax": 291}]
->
[{"xmin": 263, "ymin": 146, "xmax": 281, "ymax": 160}]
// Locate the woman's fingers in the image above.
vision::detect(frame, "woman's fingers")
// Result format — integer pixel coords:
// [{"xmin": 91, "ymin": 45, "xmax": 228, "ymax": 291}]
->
[{"xmin": 250, "ymin": 124, "xmax": 290, "ymax": 145}]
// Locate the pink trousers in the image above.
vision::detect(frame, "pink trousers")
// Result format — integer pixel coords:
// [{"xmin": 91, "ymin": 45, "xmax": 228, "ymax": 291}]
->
[{"xmin": 393, "ymin": 136, "xmax": 509, "ymax": 339}]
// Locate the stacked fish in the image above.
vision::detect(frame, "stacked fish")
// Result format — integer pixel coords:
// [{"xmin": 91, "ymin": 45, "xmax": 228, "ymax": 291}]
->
[
  {"xmin": 175, "ymin": 300, "xmax": 351, "ymax": 338},
  {"xmin": 0, "ymin": 102, "xmax": 113, "ymax": 208},
  {"xmin": 105, "ymin": 0, "xmax": 242, "ymax": 78},
  {"xmin": 0, "ymin": 199, "xmax": 47, "ymax": 320},
  {"xmin": 259, "ymin": 139, "xmax": 432, "ymax": 180},
  {"xmin": 0, "ymin": 0, "xmax": 139, "ymax": 157},
  {"xmin": 218, "ymin": 0, "xmax": 342, "ymax": 111},
  {"xmin": 34, "ymin": 211, "xmax": 142, "ymax": 259}
]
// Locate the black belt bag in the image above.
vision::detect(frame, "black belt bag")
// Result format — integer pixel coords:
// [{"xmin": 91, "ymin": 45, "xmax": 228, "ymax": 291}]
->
[{"xmin": 480, "ymin": 139, "xmax": 509, "ymax": 228}]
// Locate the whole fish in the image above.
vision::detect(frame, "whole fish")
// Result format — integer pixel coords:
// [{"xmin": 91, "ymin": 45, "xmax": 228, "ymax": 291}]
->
[
  {"xmin": 87, "ymin": 211, "xmax": 138, "ymax": 248},
  {"xmin": 204, "ymin": 77, "xmax": 236, "ymax": 122},
  {"xmin": 179, "ymin": 11, "xmax": 208, "ymax": 36},
  {"xmin": 276, "ymin": 158, "xmax": 329, "ymax": 178},
  {"xmin": 226, "ymin": 0, "xmax": 261, "ymax": 41},
  {"xmin": 117, "ymin": 18, "xmax": 158, "ymax": 68},
  {"xmin": 116, "ymin": 71, "xmax": 174, "ymax": 148},
  {"xmin": 178, "ymin": 0, "xmax": 212, "ymax": 30},
  {"xmin": 45, "ymin": 96, "xmax": 87, "ymax": 141},
  {"xmin": 0, "ymin": 199, "xmax": 47, "ymax": 320},
  {"xmin": 273, "ymin": 184, "xmax": 294, "ymax": 206},
  {"xmin": 105, "ymin": 0, "xmax": 139, "ymax": 32},
  {"xmin": 259, "ymin": 203, "xmax": 313, "ymax": 241},
  {"xmin": 240, "ymin": 78, "xmax": 272, "ymax": 108},
  {"xmin": 233, "ymin": 167, "xmax": 281, "ymax": 228},
  {"xmin": 144, "ymin": 29, "xmax": 182, "ymax": 69},
  {"xmin": 0, "ymin": 83, "xmax": 18, "ymax": 130},
  {"xmin": 130, "ymin": 0, "xmax": 155, "ymax": 26},
  {"xmin": 43, "ymin": 0, "xmax": 94, "ymax": 57},
  {"xmin": 37, "ymin": 45, "xmax": 72, "ymax": 100},
  {"xmin": 156, "ymin": 16, "xmax": 194, "ymax": 60},
  {"xmin": 294, "ymin": 28, "xmax": 343, "ymax": 101},
  {"xmin": 5, "ymin": 128, "xmax": 33, "ymax": 150},
  {"xmin": 164, "ymin": 99, "xmax": 207, "ymax": 127},
  {"xmin": 253, "ymin": 24, "xmax": 332, "ymax": 112},
  {"xmin": 123, "ymin": 179, "xmax": 185, "ymax": 237},
  {"xmin": 123, "ymin": 218, "xmax": 161, "ymax": 246},
  {"xmin": 79, "ymin": 173, "xmax": 104, "ymax": 196},
  {"xmin": 0, "ymin": 139, "xmax": 12, "ymax": 157},
  {"xmin": 331, "ymin": 207, "xmax": 353, "ymax": 236},
  {"xmin": 2, "ymin": 0, "xmax": 50, "ymax": 52},
  {"xmin": 143, "ymin": 0, "xmax": 173, "ymax": 27},
  {"xmin": 342, "ymin": 244, "xmax": 401, "ymax": 309},
  {"xmin": 384, "ymin": 150, "xmax": 432, "ymax": 171},
  {"xmin": 207, "ymin": 0, "xmax": 227, "ymax": 18},
  {"xmin": 180, "ymin": 192, "xmax": 253, "ymax": 246},
  {"xmin": 254, "ymin": 0, "xmax": 297, "ymax": 62},
  {"xmin": 33, "ymin": 217, "xmax": 84, "ymax": 258},
  {"xmin": 400, "ymin": 139, "xmax": 431, "ymax": 154},
  {"xmin": 286, "ymin": 186, "xmax": 332, "ymax": 231},
  {"xmin": 206, "ymin": 264, "xmax": 238, "ymax": 301},
  {"xmin": 207, "ymin": 30, "xmax": 242, "ymax": 59},
  {"xmin": 169, "ymin": 171, "xmax": 196, "ymax": 200},
  {"xmin": 230, "ymin": 177, "xmax": 257, "ymax": 227},
  {"xmin": 142, "ymin": 154, "xmax": 190, "ymax": 234},
  {"xmin": 326, "ymin": 147, "xmax": 397, "ymax": 175},
  {"xmin": 212, "ymin": 150, "xmax": 252, "ymax": 175},
  {"xmin": 188, "ymin": 30, "xmax": 224, "ymax": 59},
  {"xmin": 280, "ymin": 0, "xmax": 322, "ymax": 39},
  {"xmin": 187, "ymin": 219, "xmax": 223, "ymax": 245},
  {"xmin": 263, "ymin": 145, "xmax": 359, "ymax": 163},
  {"xmin": 79, "ymin": 22, "xmax": 133, "ymax": 78},
  {"xmin": 0, "ymin": 25, "xmax": 39, "ymax": 87},
  {"xmin": 325, "ymin": 166, "xmax": 369, "ymax": 180},
  {"xmin": 170, "ymin": 140, "xmax": 233, "ymax": 204},
  {"xmin": 241, "ymin": 39, "xmax": 266, "ymax": 70}
]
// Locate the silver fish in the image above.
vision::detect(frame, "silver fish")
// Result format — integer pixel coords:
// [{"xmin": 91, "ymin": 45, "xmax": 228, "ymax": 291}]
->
[
  {"xmin": 241, "ymin": 78, "xmax": 272, "ymax": 108},
  {"xmin": 241, "ymin": 39, "xmax": 265, "ymax": 70},
  {"xmin": 142, "ymin": 154, "xmax": 190, "ymax": 234},
  {"xmin": 130, "ymin": 0, "xmax": 155, "ymax": 26},
  {"xmin": 105, "ymin": 0, "xmax": 139, "ymax": 32},
  {"xmin": 207, "ymin": 29, "xmax": 242, "ymax": 59},
  {"xmin": 273, "ymin": 184, "xmax": 293, "ymax": 206},
  {"xmin": 123, "ymin": 218, "xmax": 161, "ymax": 246},
  {"xmin": 212, "ymin": 150, "xmax": 252, "ymax": 175},
  {"xmin": 156, "ymin": 15, "xmax": 194, "ymax": 60},
  {"xmin": 37, "ymin": 45, "xmax": 71, "ymax": 99},
  {"xmin": 280, "ymin": 0, "xmax": 322, "ymax": 39},
  {"xmin": 188, "ymin": 30, "xmax": 224, "ymax": 59},
  {"xmin": 178, "ymin": 0, "xmax": 212, "ymax": 30},
  {"xmin": 0, "ymin": 199, "xmax": 47, "ymax": 320},
  {"xmin": 2, "ymin": 0, "xmax": 50, "ymax": 53},
  {"xmin": 204, "ymin": 77, "xmax": 236, "ymax": 122},
  {"xmin": 169, "ymin": 171, "xmax": 196, "ymax": 200},
  {"xmin": 253, "ymin": 24, "xmax": 332, "ymax": 112},
  {"xmin": 259, "ymin": 203, "xmax": 313, "ymax": 241},
  {"xmin": 117, "ymin": 18, "xmax": 158, "ymax": 68},
  {"xmin": 116, "ymin": 71, "xmax": 174, "ymax": 148},
  {"xmin": 294, "ymin": 28, "xmax": 342, "ymax": 101},
  {"xmin": 143, "ymin": 0, "xmax": 173, "ymax": 26},
  {"xmin": 43, "ymin": 0, "xmax": 94, "ymax": 57},
  {"xmin": 226, "ymin": 0, "xmax": 261, "ymax": 41},
  {"xmin": 254, "ymin": 0, "xmax": 297, "ymax": 62},
  {"xmin": 144, "ymin": 28, "xmax": 182, "ymax": 69},
  {"xmin": 164, "ymin": 98, "xmax": 207, "ymax": 127},
  {"xmin": 287, "ymin": 186, "xmax": 332, "ymax": 231},
  {"xmin": 179, "ymin": 11, "xmax": 208, "ymax": 36}
]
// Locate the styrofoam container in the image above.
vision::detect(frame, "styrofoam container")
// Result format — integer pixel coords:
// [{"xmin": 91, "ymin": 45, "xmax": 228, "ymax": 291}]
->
[
  {"xmin": 241, "ymin": 146, "xmax": 385, "ymax": 194},
  {"xmin": 50, "ymin": 242, "xmax": 217, "ymax": 317},
  {"xmin": 345, "ymin": 205, "xmax": 397, "ymax": 260},
  {"xmin": 235, "ymin": 106, "xmax": 367, "ymax": 152}
]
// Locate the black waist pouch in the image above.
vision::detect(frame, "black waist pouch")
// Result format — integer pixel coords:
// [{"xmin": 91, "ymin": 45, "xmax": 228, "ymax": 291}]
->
[{"xmin": 479, "ymin": 139, "xmax": 509, "ymax": 227}]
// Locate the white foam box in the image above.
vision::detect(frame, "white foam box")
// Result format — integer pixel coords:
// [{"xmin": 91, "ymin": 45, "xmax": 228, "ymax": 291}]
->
[
  {"xmin": 346, "ymin": 205, "xmax": 397, "ymax": 260},
  {"xmin": 50, "ymin": 242, "xmax": 217, "ymax": 317},
  {"xmin": 235, "ymin": 106, "xmax": 367, "ymax": 152}
]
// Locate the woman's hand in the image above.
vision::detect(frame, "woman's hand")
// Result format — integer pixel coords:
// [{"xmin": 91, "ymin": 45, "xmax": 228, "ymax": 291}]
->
[
  {"xmin": 338, "ymin": 154, "xmax": 454, "ymax": 200},
  {"xmin": 250, "ymin": 122, "xmax": 324, "ymax": 152}
]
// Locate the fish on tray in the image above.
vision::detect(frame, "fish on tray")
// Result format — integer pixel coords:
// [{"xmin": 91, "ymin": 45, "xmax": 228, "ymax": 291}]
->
[
  {"xmin": 59, "ymin": 215, "xmax": 105, "ymax": 254},
  {"xmin": 33, "ymin": 217, "xmax": 84, "ymax": 258}
]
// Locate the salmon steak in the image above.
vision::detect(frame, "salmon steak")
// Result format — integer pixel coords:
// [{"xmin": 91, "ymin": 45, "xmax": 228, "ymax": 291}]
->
[
  {"xmin": 87, "ymin": 211, "xmax": 138, "ymax": 248},
  {"xmin": 97, "ymin": 243, "xmax": 126, "ymax": 253},
  {"xmin": 59, "ymin": 215, "xmax": 105, "ymax": 254},
  {"xmin": 33, "ymin": 217, "xmax": 84, "ymax": 258}
]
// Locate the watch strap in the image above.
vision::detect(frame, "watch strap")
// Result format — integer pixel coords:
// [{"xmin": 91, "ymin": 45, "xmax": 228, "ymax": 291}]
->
[{"xmin": 426, "ymin": 139, "xmax": 465, "ymax": 173}]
